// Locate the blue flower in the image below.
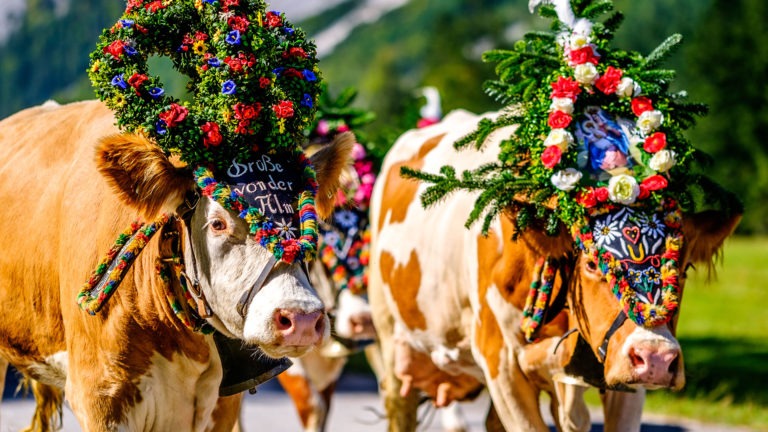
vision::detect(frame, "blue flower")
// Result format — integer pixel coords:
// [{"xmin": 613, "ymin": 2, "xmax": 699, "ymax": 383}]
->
[
  {"xmin": 272, "ymin": 67, "xmax": 285, "ymax": 76},
  {"xmin": 225, "ymin": 30, "xmax": 241, "ymax": 45},
  {"xmin": 149, "ymin": 87, "xmax": 164, "ymax": 99},
  {"xmin": 221, "ymin": 80, "xmax": 237, "ymax": 95},
  {"xmin": 301, "ymin": 93, "xmax": 313, "ymax": 108},
  {"xmin": 202, "ymin": 0, "xmax": 215, "ymax": 3},
  {"xmin": 155, "ymin": 119, "xmax": 168, "ymax": 135},
  {"xmin": 303, "ymin": 70, "xmax": 317, "ymax": 82},
  {"xmin": 119, "ymin": 19, "xmax": 134, "ymax": 28},
  {"xmin": 207, "ymin": 57, "xmax": 222, "ymax": 67},
  {"xmin": 123, "ymin": 45, "xmax": 137, "ymax": 56},
  {"xmin": 284, "ymin": 27, "xmax": 295, "ymax": 35},
  {"xmin": 110, "ymin": 74, "xmax": 127, "ymax": 89}
]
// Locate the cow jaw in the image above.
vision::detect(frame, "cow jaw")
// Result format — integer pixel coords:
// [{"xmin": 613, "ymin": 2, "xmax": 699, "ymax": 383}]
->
[{"xmin": 185, "ymin": 198, "xmax": 328, "ymax": 358}]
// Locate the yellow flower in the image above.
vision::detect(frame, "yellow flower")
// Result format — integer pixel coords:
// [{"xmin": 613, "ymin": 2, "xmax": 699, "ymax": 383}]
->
[
  {"xmin": 221, "ymin": 109, "xmax": 232, "ymax": 123},
  {"xmin": 278, "ymin": 118, "xmax": 286, "ymax": 134},
  {"xmin": 91, "ymin": 60, "xmax": 101, "ymax": 73},
  {"xmin": 113, "ymin": 94, "xmax": 126, "ymax": 108},
  {"xmin": 192, "ymin": 40, "xmax": 207, "ymax": 55},
  {"xmin": 195, "ymin": 0, "xmax": 202, "ymax": 9}
]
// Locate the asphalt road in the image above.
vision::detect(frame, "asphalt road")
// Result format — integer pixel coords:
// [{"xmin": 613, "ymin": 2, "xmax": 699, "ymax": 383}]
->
[{"xmin": 0, "ymin": 373, "xmax": 757, "ymax": 432}]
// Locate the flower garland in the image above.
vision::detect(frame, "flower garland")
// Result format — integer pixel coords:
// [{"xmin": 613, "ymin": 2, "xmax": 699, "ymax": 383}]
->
[
  {"xmin": 88, "ymin": 0, "xmax": 322, "ymax": 170},
  {"xmin": 520, "ymin": 257, "xmax": 558, "ymax": 341},
  {"xmin": 194, "ymin": 149, "xmax": 319, "ymax": 264}
]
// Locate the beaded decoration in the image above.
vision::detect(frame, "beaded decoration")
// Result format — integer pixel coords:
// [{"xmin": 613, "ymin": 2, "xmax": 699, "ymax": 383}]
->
[{"xmin": 521, "ymin": 257, "xmax": 558, "ymax": 341}]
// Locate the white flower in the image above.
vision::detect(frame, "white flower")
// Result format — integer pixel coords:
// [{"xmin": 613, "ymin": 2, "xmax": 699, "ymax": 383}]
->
[
  {"xmin": 544, "ymin": 128, "xmax": 574, "ymax": 151},
  {"xmin": 616, "ymin": 77, "xmax": 641, "ymax": 99},
  {"xmin": 275, "ymin": 220, "xmax": 297, "ymax": 239},
  {"xmin": 608, "ymin": 174, "xmax": 640, "ymax": 204},
  {"xmin": 636, "ymin": 110, "xmax": 664, "ymax": 134},
  {"xmin": 570, "ymin": 33, "xmax": 590, "ymax": 50},
  {"xmin": 550, "ymin": 97, "xmax": 574, "ymax": 114},
  {"xmin": 593, "ymin": 217, "xmax": 620, "ymax": 249},
  {"xmin": 551, "ymin": 168, "xmax": 582, "ymax": 191},
  {"xmin": 639, "ymin": 213, "xmax": 667, "ymax": 240},
  {"xmin": 574, "ymin": 63, "xmax": 598, "ymax": 85},
  {"xmin": 333, "ymin": 209, "xmax": 359, "ymax": 229},
  {"xmin": 649, "ymin": 149, "xmax": 676, "ymax": 172}
]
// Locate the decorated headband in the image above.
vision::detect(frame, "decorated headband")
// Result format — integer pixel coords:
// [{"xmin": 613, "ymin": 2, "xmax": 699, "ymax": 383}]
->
[{"xmin": 89, "ymin": 0, "xmax": 324, "ymax": 264}]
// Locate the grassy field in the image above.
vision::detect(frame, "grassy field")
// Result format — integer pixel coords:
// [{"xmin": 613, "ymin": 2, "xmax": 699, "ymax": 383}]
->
[{"xmin": 584, "ymin": 235, "xmax": 768, "ymax": 430}]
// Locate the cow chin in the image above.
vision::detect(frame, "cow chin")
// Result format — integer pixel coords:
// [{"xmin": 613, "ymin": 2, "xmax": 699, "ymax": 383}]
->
[
  {"xmin": 603, "ymin": 325, "xmax": 685, "ymax": 391},
  {"xmin": 240, "ymin": 271, "xmax": 330, "ymax": 359}
]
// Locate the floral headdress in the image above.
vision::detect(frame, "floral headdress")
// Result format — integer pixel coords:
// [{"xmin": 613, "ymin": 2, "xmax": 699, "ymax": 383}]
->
[
  {"xmin": 89, "ymin": 0, "xmax": 324, "ymax": 264},
  {"xmin": 403, "ymin": 0, "xmax": 741, "ymax": 332}
]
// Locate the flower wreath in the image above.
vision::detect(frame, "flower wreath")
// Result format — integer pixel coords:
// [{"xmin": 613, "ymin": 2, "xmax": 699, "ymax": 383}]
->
[{"xmin": 88, "ymin": 0, "xmax": 324, "ymax": 264}]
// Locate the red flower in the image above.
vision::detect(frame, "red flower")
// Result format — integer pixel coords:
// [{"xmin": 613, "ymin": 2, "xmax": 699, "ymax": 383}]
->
[
  {"xmin": 103, "ymin": 40, "xmax": 126, "ymax": 60},
  {"xmin": 643, "ymin": 132, "xmax": 667, "ymax": 153},
  {"xmin": 577, "ymin": 187, "xmax": 598, "ymax": 208},
  {"xmin": 595, "ymin": 66, "xmax": 623, "ymax": 95},
  {"xmin": 631, "ymin": 97, "xmax": 654, "ymax": 116},
  {"xmin": 125, "ymin": 0, "xmax": 143, "ymax": 12},
  {"xmin": 158, "ymin": 103, "xmax": 189, "ymax": 128},
  {"xmin": 283, "ymin": 47, "xmax": 308, "ymax": 59},
  {"xmin": 224, "ymin": 56, "xmax": 243, "ymax": 73},
  {"xmin": 235, "ymin": 122, "xmax": 253, "ymax": 135},
  {"xmin": 228, "ymin": 16, "xmax": 250, "ymax": 32},
  {"xmin": 200, "ymin": 122, "xmax": 222, "ymax": 148},
  {"xmin": 273, "ymin": 100, "xmax": 294, "ymax": 119},
  {"xmin": 127, "ymin": 73, "xmax": 148, "ymax": 91},
  {"xmin": 233, "ymin": 102, "xmax": 261, "ymax": 121},
  {"xmin": 637, "ymin": 184, "xmax": 650, "ymax": 200},
  {"xmin": 547, "ymin": 110, "xmax": 572, "ymax": 129},
  {"xmin": 594, "ymin": 187, "xmax": 609, "ymax": 202},
  {"xmin": 550, "ymin": 76, "xmax": 582, "ymax": 100},
  {"xmin": 265, "ymin": 11, "xmax": 283, "ymax": 27},
  {"xmin": 259, "ymin": 77, "xmax": 272, "ymax": 88},
  {"xmin": 641, "ymin": 175, "xmax": 668, "ymax": 191},
  {"xmin": 541, "ymin": 145, "xmax": 562, "ymax": 169},
  {"xmin": 569, "ymin": 46, "xmax": 599, "ymax": 65},
  {"xmin": 221, "ymin": 0, "xmax": 239, "ymax": 12},
  {"xmin": 283, "ymin": 68, "xmax": 303, "ymax": 79},
  {"xmin": 195, "ymin": 31, "xmax": 209, "ymax": 41},
  {"xmin": 144, "ymin": 1, "xmax": 165, "ymax": 12}
]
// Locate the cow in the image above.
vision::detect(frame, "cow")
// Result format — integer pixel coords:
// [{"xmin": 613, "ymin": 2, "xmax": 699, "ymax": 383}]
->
[
  {"xmin": 0, "ymin": 100, "xmax": 353, "ymax": 431},
  {"xmin": 367, "ymin": 109, "xmax": 740, "ymax": 431}
]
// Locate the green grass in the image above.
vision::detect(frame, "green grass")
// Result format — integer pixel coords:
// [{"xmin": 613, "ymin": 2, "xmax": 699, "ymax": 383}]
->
[{"xmin": 586, "ymin": 236, "xmax": 768, "ymax": 429}]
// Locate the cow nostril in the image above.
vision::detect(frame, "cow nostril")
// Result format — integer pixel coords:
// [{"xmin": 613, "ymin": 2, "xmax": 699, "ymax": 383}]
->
[
  {"xmin": 629, "ymin": 347, "xmax": 645, "ymax": 368},
  {"xmin": 314, "ymin": 314, "xmax": 325, "ymax": 334},
  {"xmin": 275, "ymin": 312, "xmax": 293, "ymax": 331},
  {"xmin": 667, "ymin": 353, "xmax": 679, "ymax": 374}
]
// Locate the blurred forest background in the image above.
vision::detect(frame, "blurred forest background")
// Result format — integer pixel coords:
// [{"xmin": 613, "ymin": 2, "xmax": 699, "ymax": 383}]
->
[{"xmin": 0, "ymin": 0, "xmax": 765, "ymax": 233}]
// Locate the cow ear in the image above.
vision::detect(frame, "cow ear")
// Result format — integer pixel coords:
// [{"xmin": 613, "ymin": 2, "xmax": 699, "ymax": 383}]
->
[
  {"xmin": 682, "ymin": 210, "xmax": 742, "ymax": 265},
  {"xmin": 96, "ymin": 133, "xmax": 194, "ymax": 220},
  {"xmin": 310, "ymin": 131, "xmax": 355, "ymax": 219}
]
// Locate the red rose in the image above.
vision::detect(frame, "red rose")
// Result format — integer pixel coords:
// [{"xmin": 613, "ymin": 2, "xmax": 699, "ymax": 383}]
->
[
  {"xmin": 222, "ymin": 0, "xmax": 239, "ymax": 11},
  {"xmin": 577, "ymin": 187, "xmax": 598, "ymax": 208},
  {"xmin": 227, "ymin": 16, "xmax": 250, "ymax": 32},
  {"xmin": 569, "ymin": 46, "xmax": 599, "ymax": 65},
  {"xmin": 103, "ymin": 40, "xmax": 126, "ymax": 60},
  {"xmin": 541, "ymin": 145, "xmax": 562, "ymax": 169},
  {"xmin": 283, "ymin": 47, "xmax": 308, "ymax": 59},
  {"xmin": 547, "ymin": 110, "xmax": 572, "ymax": 129},
  {"xmin": 283, "ymin": 68, "xmax": 303, "ymax": 79},
  {"xmin": 594, "ymin": 187, "xmax": 609, "ymax": 202},
  {"xmin": 158, "ymin": 103, "xmax": 188, "ymax": 128},
  {"xmin": 273, "ymin": 100, "xmax": 294, "ymax": 119},
  {"xmin": 550, "ymin": 76, "xmax": 582, "ymax": 100},
  {"xmin": 637, "ymin": 184, "xmax": 650, "ymax": 200},
  {"xmin": 224, "ymin": 56, "xmax": 243, "ymax": 73},
  {"xmin": 631, "ymin": 97, "xmax": 654, "ymax": 116},
  {"xmin": 195, "ymin": 31, "xmax": 209, "ymax": 41},
  {"xmin": 233, "ymin": 102, "xmax": 261, "ymax": 121},
  {"xmin": 125, "ymin": 0, "xmax": 142, "ymax": 12},
  {"xmin": 259, "ymin": 77, "xmax": 272, "ymax": 88},
  {"xmin": 144, "ymin": 1, "xmax": 165, "ymax": 12},
  {"xmin": 200, "ymin": 122, "xmax": 222, "ymax": 148},
  {"xmin": 127, "ymin": 73, "xmax": 148, "ymax": 90},
  {"xmin": 265, "ymin": 11, "xmax": 283, "ymax": 27},
  {"xmin": 641, "ymin": 174, "xmax": 668, "ymax": 191},
  {"xmin": 595, "ymin": 66, "xmax": 623, "ymax": 95},
  {"xmin": 643, "ymin": 132, "xmax": 667, "ymax": 153},
  {"xmin": 235, "ymin": 122, "xmax": 253, "ymax": 135}
]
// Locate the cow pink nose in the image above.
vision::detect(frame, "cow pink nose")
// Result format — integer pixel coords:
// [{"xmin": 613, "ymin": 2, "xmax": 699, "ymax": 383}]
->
[
  {"xmin": 274, "ymin": 309, "xmax": 325, "ymax": 346},
  {"xmin": 629, "ymin": 344, "xmax": 680, "ymax": 385},
  {"xmin": 348, "ymin": 313, "xmax": 376, "ymax": 339}
]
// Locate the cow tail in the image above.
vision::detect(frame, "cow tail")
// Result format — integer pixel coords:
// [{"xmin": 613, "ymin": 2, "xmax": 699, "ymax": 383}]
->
[{"xmin": 18, "ymin": 376, "xmax": 64, "ymax": 432}]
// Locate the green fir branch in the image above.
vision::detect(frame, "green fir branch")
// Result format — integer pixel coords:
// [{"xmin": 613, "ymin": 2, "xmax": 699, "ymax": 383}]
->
[{"xmin": 642, "ymin": 34, "xmax": 683, "ymax": 70}]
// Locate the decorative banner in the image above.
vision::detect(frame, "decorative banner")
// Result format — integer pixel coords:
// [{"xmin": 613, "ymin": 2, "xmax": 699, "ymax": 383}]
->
[
  {"xmin": 222, "ymin": 152, "xmax": 304, "ymax": 240},
  {"xmin": 574, "ymin": 106, "xmax": 637, "ymax": 177},
  {"xmin": 318, "ymin": 207, "xmax": 370, "ymax": 295}
]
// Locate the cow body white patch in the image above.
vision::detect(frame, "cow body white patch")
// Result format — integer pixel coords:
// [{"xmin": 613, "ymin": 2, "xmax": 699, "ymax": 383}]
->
[{"xmin": 27, "ymin": 351, "xmax": 68, "ymax": 388}]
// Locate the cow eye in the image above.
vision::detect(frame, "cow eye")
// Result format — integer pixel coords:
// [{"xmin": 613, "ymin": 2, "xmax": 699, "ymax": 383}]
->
[
  {"xmin": 208, "ymin": 218, "xmax": 228, "ymax": 233},
  {"xmin": 585, "ymin": 259, "xmax": 599, "ymax": 274}
]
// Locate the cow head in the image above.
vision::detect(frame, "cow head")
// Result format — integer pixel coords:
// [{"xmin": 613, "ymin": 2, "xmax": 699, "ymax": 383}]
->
[
  {"xmin": 95, "ymin": 132, "xmax": 354, "ymax": 358},
  {"xmin": 533, "ymin": 206, "xmax": 740, "ymax": 390}
]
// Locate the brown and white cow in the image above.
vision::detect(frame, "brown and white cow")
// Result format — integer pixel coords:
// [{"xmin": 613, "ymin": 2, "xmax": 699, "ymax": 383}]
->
[
  {"xmin": 368, "ymin": 109, "xmax": 740, "ymax": 431},
  {"xmin": 0, "ymin": 100, "xmax": 352, "ymax": 431}
]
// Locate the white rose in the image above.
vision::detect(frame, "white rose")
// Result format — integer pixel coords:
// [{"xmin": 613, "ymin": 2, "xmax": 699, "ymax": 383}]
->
[
  {"xmin": 544, "ymin": 128, "xmax": 574, "ymax": 151},
  {"xmin": 636, "ymin": 110, "xmax": 664, "ymax": 134},
  {"xmin": 551, "ymin": 168, "xmax": 583, "ymax": 191},
  {"xmin": 616, "ymin": 77, "xmax": 641, "ymax": 99},
  {"xmin": 570, "ymin": 33, "xmax": 590, "ymax": 49},
  {"xmin": 649, "ymin": 149, "xmax": 677, "ymax": 172},
  {"xmin": 550, "ymin": 97, "xmax": 574, "ymax": 114},
  {"xmin": 608, "ymin": 174, "xmax": 640, "ymax": 204},
  {"xmin": 574, "ymin": 63, "xmax": 598, "ymax": 85}
]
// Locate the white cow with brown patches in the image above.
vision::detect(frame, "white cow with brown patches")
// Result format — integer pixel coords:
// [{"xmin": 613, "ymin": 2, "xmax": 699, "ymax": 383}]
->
[
  {"xmin": 368, "ymin": 110, "xmax": 740, "ymax": 431},
  {"xmin": 0, "ymin": 100, "xmax": 352, "ymax": 431}
]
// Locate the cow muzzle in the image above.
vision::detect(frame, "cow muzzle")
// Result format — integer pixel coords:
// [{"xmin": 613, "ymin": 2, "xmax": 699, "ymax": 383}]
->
[{"xmin": 606, "ymin": 326, "xmax": 685, "ymax": 390}]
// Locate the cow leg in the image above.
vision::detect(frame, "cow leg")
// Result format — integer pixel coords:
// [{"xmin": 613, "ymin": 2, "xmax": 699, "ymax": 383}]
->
[
  {"xmin": 600, "ymin": 388, "xmax": 645, "ymax": 432},
  {"xmin": 278, "ymin": 366, "xmax": 324, "ymax": 431},
  {"xmin": 483, "ymin": 362, "xmax": 549, "ymax": 432},
  {"xmin": 209, "ymin": 394, "xmax": 243, "ymax": 432},
  {"xmin": 553, "ymin": 381, "xmax": 590, "ymax": 432},
  {"xmin": 484, "ymin": 400, "xmax": 505, "ymax": 432}
]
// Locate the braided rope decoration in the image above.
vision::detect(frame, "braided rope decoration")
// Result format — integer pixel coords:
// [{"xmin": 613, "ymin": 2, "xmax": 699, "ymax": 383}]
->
[
  {"xmin": 520, "ymin": 257, "xmax": 559, "ymax": 342},
  {"xmin": 157, "ymin": 258, "xmax": 214, "ymax": 334}
]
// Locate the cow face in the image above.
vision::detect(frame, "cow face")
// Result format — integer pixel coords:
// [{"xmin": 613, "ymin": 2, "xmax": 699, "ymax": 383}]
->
[
  {"xmin": 96, "ymin": 132, "xmax": 354, "ymax": 358},
  {"xmin": 564, "ymin": 207, "xmax": 740, "ymax": 390}
]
